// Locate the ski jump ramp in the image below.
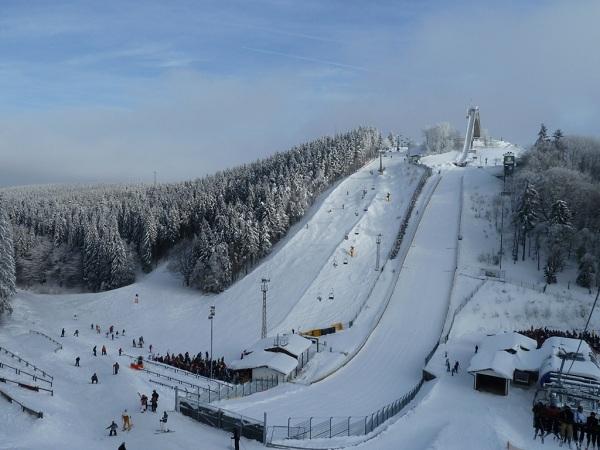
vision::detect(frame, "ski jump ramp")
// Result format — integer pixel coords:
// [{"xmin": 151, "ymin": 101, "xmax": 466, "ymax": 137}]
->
[{"xmin": 455, "ymin": 106, "xmax": 481, "ymax": 166}]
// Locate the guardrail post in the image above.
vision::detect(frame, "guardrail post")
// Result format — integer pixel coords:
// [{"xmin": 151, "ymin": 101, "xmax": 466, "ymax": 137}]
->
[
  {"xmin": 364, "ymin": 416, "xmax": 367, "ymax": 435},
  {"xmin": 348, "ymin": 416, "xmax": 351, "ymax": 436},
  {"xmin": 309, "ymin": 417, "xmax": 313, "ymax": 439},
  {"xmin": 329, "ymin": 417, "xmax": 332, "ymax": 438},
  {"xmin": 288, "ymin": 417, "xmax": 291, "ymax": 439}
]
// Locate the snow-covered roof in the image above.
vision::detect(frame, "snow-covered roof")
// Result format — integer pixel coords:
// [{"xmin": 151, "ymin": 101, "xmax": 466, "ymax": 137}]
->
[
  {"xmin": 469, "ymin": 349, "xmax": 516, "ymax": 379},
  {"xmin": 245, "ymin": 334, "xmax": 312, "ymax": 359},
  {"xmin": 228, "ymin": 350, "xmax": 298, "ymax": 376},
  {"xmin": 478, "ymin": 332, "xmax": 537, "ymax": 353},
  {"xmin": 469, "ymin": 333, "xmax": 600, "ymax": 382},
  {"xmin": 538, "ymin": 337, "xmax": 600, "ymax": 382},
  {"xmin": 469, "ymin": 332, "xmax": 539, "ymax": 378}
]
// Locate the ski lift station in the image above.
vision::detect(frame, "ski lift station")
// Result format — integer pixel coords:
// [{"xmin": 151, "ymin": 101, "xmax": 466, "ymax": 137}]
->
[
  {"xmin": 468, "ymin": 332, "xmax": 600, "ymax": 399},
  {"xmin": 229, "ymin": 334, "xmax": 313, "ymax": 383}
]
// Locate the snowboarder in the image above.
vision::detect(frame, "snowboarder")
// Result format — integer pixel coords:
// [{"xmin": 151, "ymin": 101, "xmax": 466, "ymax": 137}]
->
[
  {"xmin": 102, "ymin": 345, "xmax": 107, "ymax": 356},
  {"xmin": 113, "ymin": 362, "xmax": 120, "ymax": 375},
  {"xmin": 93, "ymin": 346, "xmax": 97, "ymax": 357},
  {"xmin": 106, "ymin": 420, "xmax": 118, "ymax": 436},
  {"xmin": 151, "ymin": 390, "xmax": 159, "ymax": 412},
  {"xmin": 75, "ymin": 356, "xmax": 80, "ymax": 367},
  {"xmin": 61, "ymin": 328, "xmax": 65, "ymax": 337},
  {"xmin": 121, "ymin": 410, "xmax": 132, "ymax": 431},
  {"xmin": 118, "ymin": 443, "xmax": 126, "ymax": 450},
  {"xmin": 159, "ymin": 411, "xmax": 168, "ymax": 432},
  {"xmin": 91, "ymin": 373, "xmax": 98, "ymax": 384},
  {"xmin": 74, "ymin": 329, "xmax": 79, "ymax": 337}
]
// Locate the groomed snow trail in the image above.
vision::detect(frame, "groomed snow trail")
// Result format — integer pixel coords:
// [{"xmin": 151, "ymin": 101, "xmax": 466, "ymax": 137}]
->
[{"xmin": 220, "ymin": 170, "xmax": 462, "ymax": 422}]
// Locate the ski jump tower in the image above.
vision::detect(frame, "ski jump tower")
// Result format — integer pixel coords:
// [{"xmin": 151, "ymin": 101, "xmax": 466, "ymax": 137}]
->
[{"xmin": 455, "ymin": 106, "xmax": 481, "ymax": 166}]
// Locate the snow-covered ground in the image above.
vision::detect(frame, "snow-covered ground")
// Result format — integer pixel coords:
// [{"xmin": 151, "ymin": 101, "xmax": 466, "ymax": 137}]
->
[
  {"xmin": 0, "ymin": 155, "xmax": 425, "ymax": 449},
  {"xmin": 3, "ymin": 141, "xmax": 591, "ymax": 450}
]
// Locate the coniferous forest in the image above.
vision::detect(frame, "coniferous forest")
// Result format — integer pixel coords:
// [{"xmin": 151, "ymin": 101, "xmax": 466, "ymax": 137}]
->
[{"xmin": 0, "ymin": 127, "xmax": 383, "ymax": 295}]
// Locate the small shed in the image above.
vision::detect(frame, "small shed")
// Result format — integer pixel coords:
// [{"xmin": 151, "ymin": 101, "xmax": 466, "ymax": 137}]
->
[
  {"xmin": 229, "ymin": 334, "xmax": 313, "ymax": 382},
  {"xmin": 468, "ymin": 332, "xmax": 538, "ymax": 396}
]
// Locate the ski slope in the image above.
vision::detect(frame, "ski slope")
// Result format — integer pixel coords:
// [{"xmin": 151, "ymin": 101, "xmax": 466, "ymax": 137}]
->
[
  {"xmin": 0, "ymin": 154, "xmax": 424, "ymax": 449},
  {"xmin": 219, "ymin": 171, "xmax": 462, "ymax": 423}
]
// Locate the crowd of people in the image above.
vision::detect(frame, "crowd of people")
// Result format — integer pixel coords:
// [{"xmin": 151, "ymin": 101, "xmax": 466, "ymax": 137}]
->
[
  {"xmin": 517, "ymin": 327, "xmax": 600, "ymax": 353},
  {"xmin": 533, "ymin": 402, "xmax": 600, "ymax": 448},
  {"xmin": 152, "ymin": 351, "xmax": 234, "ymax": 383}
]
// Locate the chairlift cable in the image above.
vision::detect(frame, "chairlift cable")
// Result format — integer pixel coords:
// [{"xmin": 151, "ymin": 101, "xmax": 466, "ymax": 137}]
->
[{"xmin": 563, "ymin": 286, "xmax": 600, "ymax": 378}]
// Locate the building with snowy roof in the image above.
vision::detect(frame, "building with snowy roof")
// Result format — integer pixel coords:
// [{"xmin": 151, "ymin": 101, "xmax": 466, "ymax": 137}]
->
[
  {"xmin": 468, "ymin": 332, "xmax": 538, "ymax": 395},
  {"xmin": 468, "ymin": 332, "xmax": 600, "ymax": 396},
  {"xmin": 228, "ymin": 334, "xmax": 313, "ymax": 383}
]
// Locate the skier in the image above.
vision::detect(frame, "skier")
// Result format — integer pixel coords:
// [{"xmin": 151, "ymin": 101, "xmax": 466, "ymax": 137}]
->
[
  {"xmin": 61, "ymin": 328, "xmax": 65, "ymax": 337},
  {"xmin": 106, "ymin": 420, "xmax": 118, "ymax": 436},
  {"xmin": 118, "ymin": 443, "xmax": 126, "ymax": 450},
  {"xmin": 139, "ymin": 336, "xmax": 144, "ymax": 347},
  {"xmin": 109, "ymin": 325, "xmax": 114, "ymax": 334},
  {"xmin": 121, "ymin": 410, "xmax": 132, "ymax": 431},
  {"xmin": 122, "ymin": 329, "xmax": 125, "ymax": 336},
  {"xmin": 149, "ymin": 344, "xmax": 152, "ymax": 353},
  {"xmin": 453, "ymin": 361, "xmax": 459, "ymax": 373},
  {"xmin": 151, "ymin": 390, "xmax": 159, "ymax": 412},
  {"xmin": 159, "ymin": 411, "xmax": 168, "ymax": 432},
  {"xmin": 91, "ymin": 373, "xmax": 98, "ymax": 384},
  {"xmin": 475, "ymin": 345, "xmax": 478, "ymax": 354},
  {"xmin": 91, "ymin": 323, "xmax": 94, "ymax": 330},
  {"xmin": 119, "ymin": 348, "xmax": 122, "ymax": 356},
  {"xmin": 74, "ymin": 329, "xmax": 79, "ymax": 337},
  {"xmin": 113, "ymin": 362, "xmax": 120, "ymax": 375},
  {"xmin": 93, "ymin": 346, "xmax": 97, "ymax": 357},
  {"xmin": 75, "ymin": 356, "xmax": 80, "ymax": 367},
  {"xmin": 134, "ymin": 294, "xmax": 139, "ymax": 304},
  {"xmin": 133, "ymin": 338, "xmax": 136, "ymax": 347},
  {"xmin": 102, "ymin": 345, "xmax": 107, "ymax": 356},
  {"xmin": 111, "ymin": 333, "xmax": 114, "ymax": 340}
]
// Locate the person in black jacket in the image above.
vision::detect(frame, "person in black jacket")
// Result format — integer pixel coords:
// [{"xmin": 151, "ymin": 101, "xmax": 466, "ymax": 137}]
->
[
  {"xmin": 106, "ymin": 420, "xmax": 118, "ymax": 436},
  {"xmin": 532, "ymin": 402, "xmax": 545, "ymax": 442},
  {"xmin": 118, "ymin": 443, "xmax": 126, "ymax": 450},
  {"xmin": 587, "ymin": 412, "xmax": 598, "ymax": 449}
]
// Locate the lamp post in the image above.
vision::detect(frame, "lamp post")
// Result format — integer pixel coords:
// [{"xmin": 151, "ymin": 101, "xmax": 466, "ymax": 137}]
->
[
  {"xmin": 261, "ymin": 279, "xmax": 270, "ymax": 339},
  {"xmin": 375, "ymin": 234, "xmax": 382, "ymax": 271},
  {"xmin": 208, "ymin": 305, "xmax": 215, "ymax": 379}
]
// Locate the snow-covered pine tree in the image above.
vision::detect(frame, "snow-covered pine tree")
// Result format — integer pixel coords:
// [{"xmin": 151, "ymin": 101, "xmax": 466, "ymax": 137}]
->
[
  {"xmin": 0, "ymin": 200, "xmax": 16, "ymax": 314},
  {"xmin": 516, "ymin": 182, "xmax": 539, "ymax": 260},
  {"xmin": 576, "ymin": 253, "xmax": 596, "ymax": 290},
  {"xmin": 535, "ymin": 123, "xmax": 549, "ymax": 148}
]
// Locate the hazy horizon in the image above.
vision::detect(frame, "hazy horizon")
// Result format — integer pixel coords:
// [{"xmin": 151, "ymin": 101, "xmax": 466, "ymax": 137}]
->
[{"xmin": 2, "ymin": 0, "xmax": 599, "ymax": 187}]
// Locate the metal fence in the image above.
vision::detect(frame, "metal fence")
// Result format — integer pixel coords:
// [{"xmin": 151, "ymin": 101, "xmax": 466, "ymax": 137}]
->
[
  {"xmin": 267, "ymin": 378, "xmax": 424, "ymax": 443},
  {"xmin": 177, "ymin": 376, "xmax": 280, "ymax": 404},
  {"xmin": 29, "ymin": 330, "xmax": 63, "ymax": 351},
  {"xmin": 176, "ymin": 390, "xmax": 265, "ymax": 443},
  {"xmin": 0, "ymin": 360, "xmax": 53, "ymax": 387},
  {"xmin": 0, "ymin": 388, "xmax": 44, "ymax": 418},
  {"xmin": 0, "ymin": 346, "xmax": 53, "ymax": 381}
]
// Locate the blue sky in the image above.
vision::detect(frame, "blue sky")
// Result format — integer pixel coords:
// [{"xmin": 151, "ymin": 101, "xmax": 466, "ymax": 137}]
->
[{"xmin": 1, "ymin": 1, "xmax": 599, "ymax": 185}]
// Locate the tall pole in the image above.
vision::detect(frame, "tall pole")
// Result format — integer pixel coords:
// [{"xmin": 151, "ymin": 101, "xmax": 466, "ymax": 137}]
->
[
  {"xmin": 209, "ymin": 305, "xmax": 215, "ymax": 379},
  {"xmin": 261, "ymin": 279, "xmax": 270, "ymax": 339},
  {"xmin": 499, "ymin": 194, "xmax": 504, "ymax": 270},
  {"xmin": 379, "ymin": 151, "xmax": 383, "ymax": 174},
  {"xmin": 375, "ymin": 234, "xmax": 382, "ymax": 271}
]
